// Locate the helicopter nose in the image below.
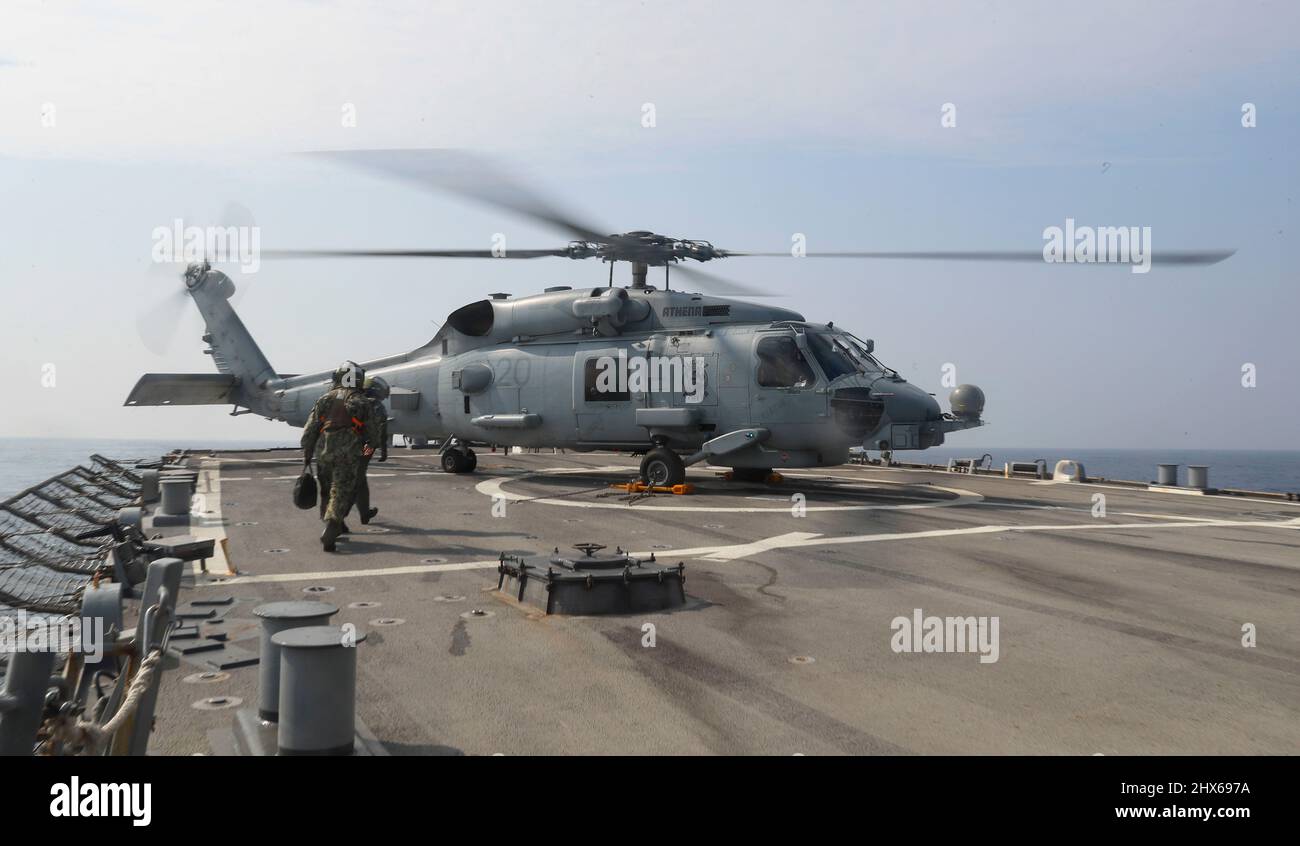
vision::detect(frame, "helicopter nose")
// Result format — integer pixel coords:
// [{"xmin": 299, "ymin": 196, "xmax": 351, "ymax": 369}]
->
[
  {"xmin": 883, "ymin": 381, "xmax": 941, "ymax": 425},
  {"xmin": 831, "ymin": 379, "xmax": 943, "ymax": 446}
]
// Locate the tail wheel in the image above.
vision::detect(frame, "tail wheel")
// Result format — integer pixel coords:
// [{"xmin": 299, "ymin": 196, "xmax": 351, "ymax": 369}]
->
[{"xmin": 639, "ymin": 447, "xmax": 686, "ymax": 487}]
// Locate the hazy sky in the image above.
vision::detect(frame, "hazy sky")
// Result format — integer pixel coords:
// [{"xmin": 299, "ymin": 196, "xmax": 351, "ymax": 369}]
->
[{"xmin": 2, "ymin": 1, "xmax": 1297, "ymax": 448}]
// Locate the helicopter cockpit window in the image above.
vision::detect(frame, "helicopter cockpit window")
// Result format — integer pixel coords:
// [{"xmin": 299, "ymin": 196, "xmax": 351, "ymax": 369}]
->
[
  {"xmin": 841, "ymin": 333, "xmax": 893, "ymax": 377},
  {"xmin": 806, "ymin": 332, "xmax": 889, "ymax": 379},
  {"xmin": 756, "ymin": 335, "xmax": 816, "ymax": 389},
  {"xmin": 805, "ymin": 332, "xmax": 858, "ymax": 381}
]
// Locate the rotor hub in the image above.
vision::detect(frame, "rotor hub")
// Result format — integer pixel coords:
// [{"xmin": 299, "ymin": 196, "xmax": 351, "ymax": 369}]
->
[{"xmin": 564, "ymin": 231, "xmax": 724, "ymax": 267}]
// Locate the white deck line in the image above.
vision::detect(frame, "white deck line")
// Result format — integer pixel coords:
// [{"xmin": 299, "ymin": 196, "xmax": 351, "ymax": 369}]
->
[{"xmin": 199, "ymin": 513, "xmax": 1300, "ymax": 586}]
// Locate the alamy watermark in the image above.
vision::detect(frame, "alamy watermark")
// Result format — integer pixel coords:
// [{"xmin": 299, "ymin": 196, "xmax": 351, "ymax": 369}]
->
[
  {"xmin": 593, "ymin": 350, "xmax": 707, "ymax": 403},
  {"xmin": 890, "ymin": 608, "xmax": 999, "ymax": 664},
  {"xmin": 50, "ymin": 777, "xmax": 151, "ymax": 827},
  {"xmin": 1043, "ymin": 218, "xmax": 1151, "ymax": 274},
  {"xmin": 151, "ymin": 218, "xmax": 261, "ymax": 274},
  {"xmin": 1, "ymin": 611, "xmax": 105, "ymax": 663}
]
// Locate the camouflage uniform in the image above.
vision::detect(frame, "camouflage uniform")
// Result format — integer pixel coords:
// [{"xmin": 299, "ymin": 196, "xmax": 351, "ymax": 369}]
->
[
  {"xmin": 354, "ymin": 394, "xmax": 389, "ymax": 519},
  {"xmin": 301, "ymin": 386, "xmax": 379, "ymax": 524}
]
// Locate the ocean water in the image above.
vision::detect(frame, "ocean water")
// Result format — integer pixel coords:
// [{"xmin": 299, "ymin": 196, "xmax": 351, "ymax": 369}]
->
[
  {"xmin": 0, "ymin": 437, "xmax": 296, "ymax": 501},
  {"xmin": 907, "ymin": 447, "xmax": 1300, "ymax": 494},
  {"xmin": 2, "ymin": 438, "xmax": 1298, "ymax": 499}
]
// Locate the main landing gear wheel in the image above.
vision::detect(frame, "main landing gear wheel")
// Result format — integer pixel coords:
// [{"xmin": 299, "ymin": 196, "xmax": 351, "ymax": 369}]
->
[
  {"xmin": 639, "ymin": 447, "xmax": 686, "ymax": 487},
  {"xmin": 441, "ymin": 448, "xmax": 477, "ymax": 474},
  {"xmin": 730, "ymin": 467, "xmax": 772, "ymax": 483}
]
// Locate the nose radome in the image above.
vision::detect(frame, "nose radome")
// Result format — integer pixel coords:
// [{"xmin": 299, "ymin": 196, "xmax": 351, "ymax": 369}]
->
[{"xmin": 887, "ymin": 382, "xmax": 941, "ymax": 423}]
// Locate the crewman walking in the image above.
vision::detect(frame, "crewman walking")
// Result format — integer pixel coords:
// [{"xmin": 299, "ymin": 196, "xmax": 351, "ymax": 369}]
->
[
  {"xmin": 301, "ymin": 361, "xmax": 380, "ymax": 552},
  {"xmin": 355, "ymin": 375, "xmax": 390, "ymax": 524}
]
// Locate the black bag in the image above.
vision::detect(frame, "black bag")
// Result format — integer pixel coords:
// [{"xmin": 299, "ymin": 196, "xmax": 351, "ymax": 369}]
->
[{"xmin": 293, "ymin": 471, "xmax": 318, "ymax": 510}]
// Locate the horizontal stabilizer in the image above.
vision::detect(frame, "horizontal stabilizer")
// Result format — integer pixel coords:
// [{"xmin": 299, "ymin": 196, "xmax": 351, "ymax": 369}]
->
[{"xmin": 124, "ymin": 374, "xmax": 240, "ymax": 407}]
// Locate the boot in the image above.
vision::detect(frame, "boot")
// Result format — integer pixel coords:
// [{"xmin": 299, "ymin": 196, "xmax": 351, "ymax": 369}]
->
[
  {"xmin": 339, "ymin": 522, "xmax": 353, "ymax": 535},
  {"xmin": 360, "ymin": 507, "xmax": 379, "ymax": 524},
  {"xmin": 321, "ymin": 519, "xmax": 344, "ymax": 552}
]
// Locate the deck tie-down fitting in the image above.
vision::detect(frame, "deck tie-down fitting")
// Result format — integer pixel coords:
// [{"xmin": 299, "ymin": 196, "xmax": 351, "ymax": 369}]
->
[{"xmin": 496, "ymin": 543, "xmax": 686, "ymax": 615}]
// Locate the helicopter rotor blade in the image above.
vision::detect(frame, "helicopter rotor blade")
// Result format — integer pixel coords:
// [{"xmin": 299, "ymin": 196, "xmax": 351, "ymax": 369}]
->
[
  {"xmin": 300, "ymin": 149, "xmax": 611, "ymax": 244},
  {"xmin": 215, "ymin": 201, "xmax": 258, "ymax": 306},
  {"xmin": 285, "ymin": 151, "xmax": 1237, "ymax": 275},
  {"xmin": 670, "ymin": 263, "xmax": 778, "ymax": 298},
  {"xmin": 722, "ymin": 249, "xmax": 1237, "ymax": 265},
  {"xmin": 263, "ymin": 248, "xmax": 571, "ymax": 260}
]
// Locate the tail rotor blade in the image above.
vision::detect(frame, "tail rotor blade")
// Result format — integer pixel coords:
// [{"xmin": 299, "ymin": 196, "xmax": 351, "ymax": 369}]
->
[
  {"xmin": 135, "ymin": 286, "xmax": 191, "ymax": 356},
  {"xmin": 216, "ymin": 201, "xmax": 258, "ymax": 306}
]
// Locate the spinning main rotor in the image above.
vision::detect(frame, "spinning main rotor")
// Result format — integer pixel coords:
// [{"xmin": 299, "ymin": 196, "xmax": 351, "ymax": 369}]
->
[{"xmin": 265, "ymin": 149, "xmax": 1236, "ymax": 298}]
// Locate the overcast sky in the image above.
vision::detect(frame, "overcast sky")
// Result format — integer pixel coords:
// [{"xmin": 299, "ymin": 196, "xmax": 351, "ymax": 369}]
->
[{"xmin": 2, "ymin": 0, "xmax": 1297, "ymax": 448}]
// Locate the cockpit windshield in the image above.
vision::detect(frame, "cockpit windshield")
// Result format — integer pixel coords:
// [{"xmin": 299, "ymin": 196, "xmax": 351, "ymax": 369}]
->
[{"xmin": 805, "ymin": 331, "xmax": 893, "ymax": 380}]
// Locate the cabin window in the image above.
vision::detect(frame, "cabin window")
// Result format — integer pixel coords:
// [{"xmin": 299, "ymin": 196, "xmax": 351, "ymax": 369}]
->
[
  {"xmin": 584, "ymin": 357, "xmax": 631, "ymax": 402},
  {"xmin": 755, "ymin": 335, "xmax": 815, "ymax": 389}
]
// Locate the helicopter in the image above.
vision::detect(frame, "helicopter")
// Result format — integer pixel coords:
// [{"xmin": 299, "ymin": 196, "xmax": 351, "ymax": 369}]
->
[{"xmin": 125, "ymin": 151, "xmax": 1234, "ymax": 486}]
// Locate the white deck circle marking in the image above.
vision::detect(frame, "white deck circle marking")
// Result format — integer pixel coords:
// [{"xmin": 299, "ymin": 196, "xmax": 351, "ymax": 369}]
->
[{"xmin": 475, "ymin": 466, "xmax": 984, "ymax": 513}]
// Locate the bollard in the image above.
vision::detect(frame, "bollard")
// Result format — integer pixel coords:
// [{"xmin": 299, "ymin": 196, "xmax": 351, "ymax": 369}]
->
[
  {"xmin": 0, "ymin": 647, "xmax": 57, "ymax": 756},
  {"xmin": 274, "ymin": 625, "xmax": 366, "ymax": 756},
  {"xmin": 253, "ymin": 602, "xmax": 338, "ymax": 722},
  {"xmin": 158, "ymin": 478, "xmax": 191, "ymax": 516},
  {"xmin": 75, "ymin": 582, "xmax": 124, "ymax": 702},
  {"xmin": 140, "ymin": 469, "xmax": 160, "ymax": 504},
  {"xmin": 117, "ymin": 506, "xmax": 142, "ymax": 531},
  {"xmin": 1188, "ymin": 465, "xmax": 1210, "ymax": 490},
  {"xmin": 1053, "ymin": 459, "xmax": 1086, "ymax": 482},
  {"xmin": 1156, "ymin": 464, "xmax": 1179, "ymax": 486}
]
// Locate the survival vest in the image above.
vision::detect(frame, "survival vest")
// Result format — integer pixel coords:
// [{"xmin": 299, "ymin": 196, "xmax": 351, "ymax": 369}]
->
[{"xmin": 320, "ymin": 391, "xmax": 366, "ymax": 434}]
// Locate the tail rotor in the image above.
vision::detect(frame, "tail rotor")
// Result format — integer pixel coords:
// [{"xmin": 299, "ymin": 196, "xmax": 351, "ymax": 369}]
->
[{"xmin": 135, "ymin": 202, "xmax": 258, "ymax": 356}]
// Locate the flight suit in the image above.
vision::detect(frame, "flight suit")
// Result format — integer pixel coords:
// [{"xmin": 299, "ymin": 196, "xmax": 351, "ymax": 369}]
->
[
  {"xmin": 354, "ymin": 395, "xmax": 389, "ymax": 518},
  {"xmin": 301, "ymin": 386, "xmax": 379, "ymax": 523}
]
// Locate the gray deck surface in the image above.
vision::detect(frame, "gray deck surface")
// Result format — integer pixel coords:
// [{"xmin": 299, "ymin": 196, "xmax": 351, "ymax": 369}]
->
[{"xmin": 148, "ymin": 449, "xmax": 1300, "ymax": 755}]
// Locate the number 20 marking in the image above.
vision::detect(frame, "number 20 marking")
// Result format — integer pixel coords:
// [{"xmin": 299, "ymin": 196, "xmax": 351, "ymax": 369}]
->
[{"xmin": 494, "ymin": 358, "xmax": 531, "ymax": 386}]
